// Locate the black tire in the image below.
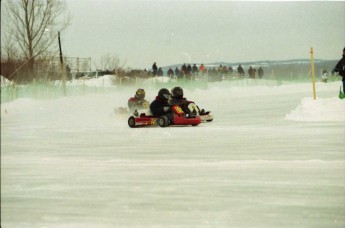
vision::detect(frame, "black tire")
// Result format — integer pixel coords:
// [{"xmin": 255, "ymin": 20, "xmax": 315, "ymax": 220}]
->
[
  {"xmin": 206, "ymin": 119, "xmax": 213, "ymax": 122},
  {"xmin": 128, "ymin": 116, "xmax": 136, "ymax": 128},
  {"xmin": 158, "ymin": 116, "xmax": 170, "ymax": 127}
]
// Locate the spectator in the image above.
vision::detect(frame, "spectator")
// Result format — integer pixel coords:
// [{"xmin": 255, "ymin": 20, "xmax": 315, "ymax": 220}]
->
[
  {"xmin": 218, "ymin": 65, "xmax": 223, "ymax": 74},
  {"xmin": 208, "ymin": 67, "xmax": 219, "ymax": 82},
  {"xmin": 157, "ymin": 67, "xmax": 164, "ymax": 76},
  {"xmin": 192, "ymin": 64, "xmax": 198, "ymax": 75},
  {"xmin": 222, "ymin": 65, "xmax": 228, "ymax": 75},
  {"xmin": 237, "ymin": 64, "xmax": 244, "ymax": 76},
  {"xmin": 187, "ymin": 64, "xmax": 192, "ymax": 76},
  {"xmin": 258, "ymin": 67, "xmax": 264, "ymax": 79},
  {"xmin": 248, "ymin": 66, "xmax": 255, "ymax": 79},
  {"xmin": 199, "ymin": 64, "xmax": 206, "ymax": 75},
  {"xmin": 332, "ymin": 47, "xmax": 345, "ymax": 94},
  {"xmin": 152, "ymin": 62, "xmax": 158, "ymax": 76},
  {"xmin": 66, "ymin": 64, "xmax": 72, "ymax": 80},
  {"xmin": 175, "ymin": 67, "xmax": 182, "ymax": 78},
  {"xmin": 167, "ymin": 68, "xmax": 174, "ymax": 78},
  {"xmin": 228, "ymin": 66, "xmax": 234, "ymax": 75},
  {"xmin": 181, "ymin": 63, "xmax": 188, "ymax": 76}
]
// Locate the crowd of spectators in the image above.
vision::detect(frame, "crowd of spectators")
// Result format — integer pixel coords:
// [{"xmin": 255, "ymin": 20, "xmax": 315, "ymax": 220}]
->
[{"xmin": 151, "ymin": 62, "xmax": 265, "ymax": 80}]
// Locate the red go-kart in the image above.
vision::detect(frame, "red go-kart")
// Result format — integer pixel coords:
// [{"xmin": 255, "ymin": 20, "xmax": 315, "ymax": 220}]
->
[{"xmin": 128, "ymin": 105, "xmax": 201, "ymax": 128}]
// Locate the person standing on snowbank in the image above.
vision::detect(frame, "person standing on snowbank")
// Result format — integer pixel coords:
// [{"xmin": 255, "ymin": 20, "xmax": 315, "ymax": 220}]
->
[
  {"xmin": 237, "ymin": 64, "xmax": 244, "ymax": 76},
  {"xmin": 332, "ymin": 47, "xmax": 345, "ymax": 93},
  {"xmin": 152, "ymin": 62, "xmax": 158, "ymax": 76},
  {"xmin": 258, "ymin": 67, "xmax": 264, "ymax": 79}
]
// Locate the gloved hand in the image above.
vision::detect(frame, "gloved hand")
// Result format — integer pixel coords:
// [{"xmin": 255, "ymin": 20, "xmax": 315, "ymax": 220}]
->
[{"xmin": 163, "ymin": 106, "xmax": 170, "ymax": 112}]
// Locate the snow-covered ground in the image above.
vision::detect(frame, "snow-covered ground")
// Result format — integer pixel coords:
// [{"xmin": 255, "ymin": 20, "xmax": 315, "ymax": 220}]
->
[{"xmin": 1, "ymin": 77, "xmax": 345, "ymax": 227}]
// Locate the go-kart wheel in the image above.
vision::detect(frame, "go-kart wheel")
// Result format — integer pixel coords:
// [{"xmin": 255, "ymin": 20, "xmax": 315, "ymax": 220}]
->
[
  {"xmin": 158, "ymin": 116, "xmax": 169, "ymax": 127},
  {"xmin": 206, "ymin": 119, "xmax": 213, "ymax": 122},
  {"xmin": 128, "ymin": 116, "xmax": 136, "ymax": 128}
]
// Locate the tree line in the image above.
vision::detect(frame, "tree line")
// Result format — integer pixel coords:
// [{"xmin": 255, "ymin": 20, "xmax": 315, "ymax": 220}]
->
[{"xmin": 1, "ymin": 0, "xmax": 70, "ymax": 83}]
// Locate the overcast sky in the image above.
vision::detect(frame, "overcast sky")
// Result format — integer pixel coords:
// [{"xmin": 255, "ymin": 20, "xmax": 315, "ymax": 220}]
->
[{"xmin": 63, "ymin": 0, "xmax": 345, "ymax": 69}]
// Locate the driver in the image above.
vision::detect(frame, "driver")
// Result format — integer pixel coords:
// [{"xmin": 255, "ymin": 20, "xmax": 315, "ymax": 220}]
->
[{"xmin": 128, "ymin": 88, "xmax": 149, "ymax": 112}]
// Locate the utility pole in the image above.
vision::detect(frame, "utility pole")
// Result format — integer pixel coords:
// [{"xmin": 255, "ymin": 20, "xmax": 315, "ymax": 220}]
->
[{"xmin": 58, "ymin": 32, "xmax": 67, "ymax": 96}]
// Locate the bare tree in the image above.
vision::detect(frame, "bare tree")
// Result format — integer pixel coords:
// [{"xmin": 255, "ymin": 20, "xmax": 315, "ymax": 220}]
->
[
  {"xmin": 2, "ymin": 0, "xmax": 70, "ymax": 80},
  {"xmin": 1, "ymin": 30, "xmax": 20, "ymax": 61},
  {"xmin": 95, "ymin": 54, "xmax": 127, "ymax": 72}
]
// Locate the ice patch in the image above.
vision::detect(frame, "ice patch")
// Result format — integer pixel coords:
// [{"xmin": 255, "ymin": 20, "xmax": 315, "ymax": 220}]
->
[{"xmin": 286, "ymin": 97, "xmax": 345, "ymax": 122}]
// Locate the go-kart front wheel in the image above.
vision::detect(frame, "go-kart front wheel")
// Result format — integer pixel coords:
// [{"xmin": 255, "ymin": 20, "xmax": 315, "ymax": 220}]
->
[
  {"xmin": 128, "ymin": 116, "xmax": 136, "ymax": 128},
  {"xmin": 158, "ymin": 116, "xmax": 170, "ymax": 127}
]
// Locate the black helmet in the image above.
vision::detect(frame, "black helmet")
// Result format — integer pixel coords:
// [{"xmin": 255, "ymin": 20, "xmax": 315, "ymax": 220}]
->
[
  {"xmin": 171, "ymin": 86, "xmax": 183, "ymax": 99},
  {"xmin": 135, "ymin": 88, "xmax": 145, "ymax": 99},
  {"xmin": 158, "ymin": 88, "xmax": 171, "ymax": 101}
]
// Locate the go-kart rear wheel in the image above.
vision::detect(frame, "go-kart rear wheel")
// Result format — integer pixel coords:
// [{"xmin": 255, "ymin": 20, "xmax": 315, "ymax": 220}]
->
[
  {"xmin": 158, "ymin": 116, "xmax": 170, "ymax": 127},
  {"xmin": 128, "ymin": 116, "xmax": 136, "ymax": 128}
]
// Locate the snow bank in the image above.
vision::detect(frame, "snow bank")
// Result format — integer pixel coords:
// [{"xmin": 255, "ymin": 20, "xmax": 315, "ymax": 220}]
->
[
  {"xmin": 286, "ymin": 97, "xmax": 345, "ymax": 122},
  {"xmin": 52, "ymin": 75, "xmax": 173, "ymax": 87},
  {"xmin": 142, "ymin": 76, "xmax": 174, "ymax": 84},
  {"xmin": 1, "ymin": 75, "xmax": 11, "ymax": 87},
  {"xmin": 51, "ymin": 75, "xmax": 116, "ymax": 87}
]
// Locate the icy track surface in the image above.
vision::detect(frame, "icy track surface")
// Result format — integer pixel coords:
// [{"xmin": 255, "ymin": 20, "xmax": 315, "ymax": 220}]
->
[{"xmin": 1, "ymin": 80, "xmax": 345, "ymax": 227}]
